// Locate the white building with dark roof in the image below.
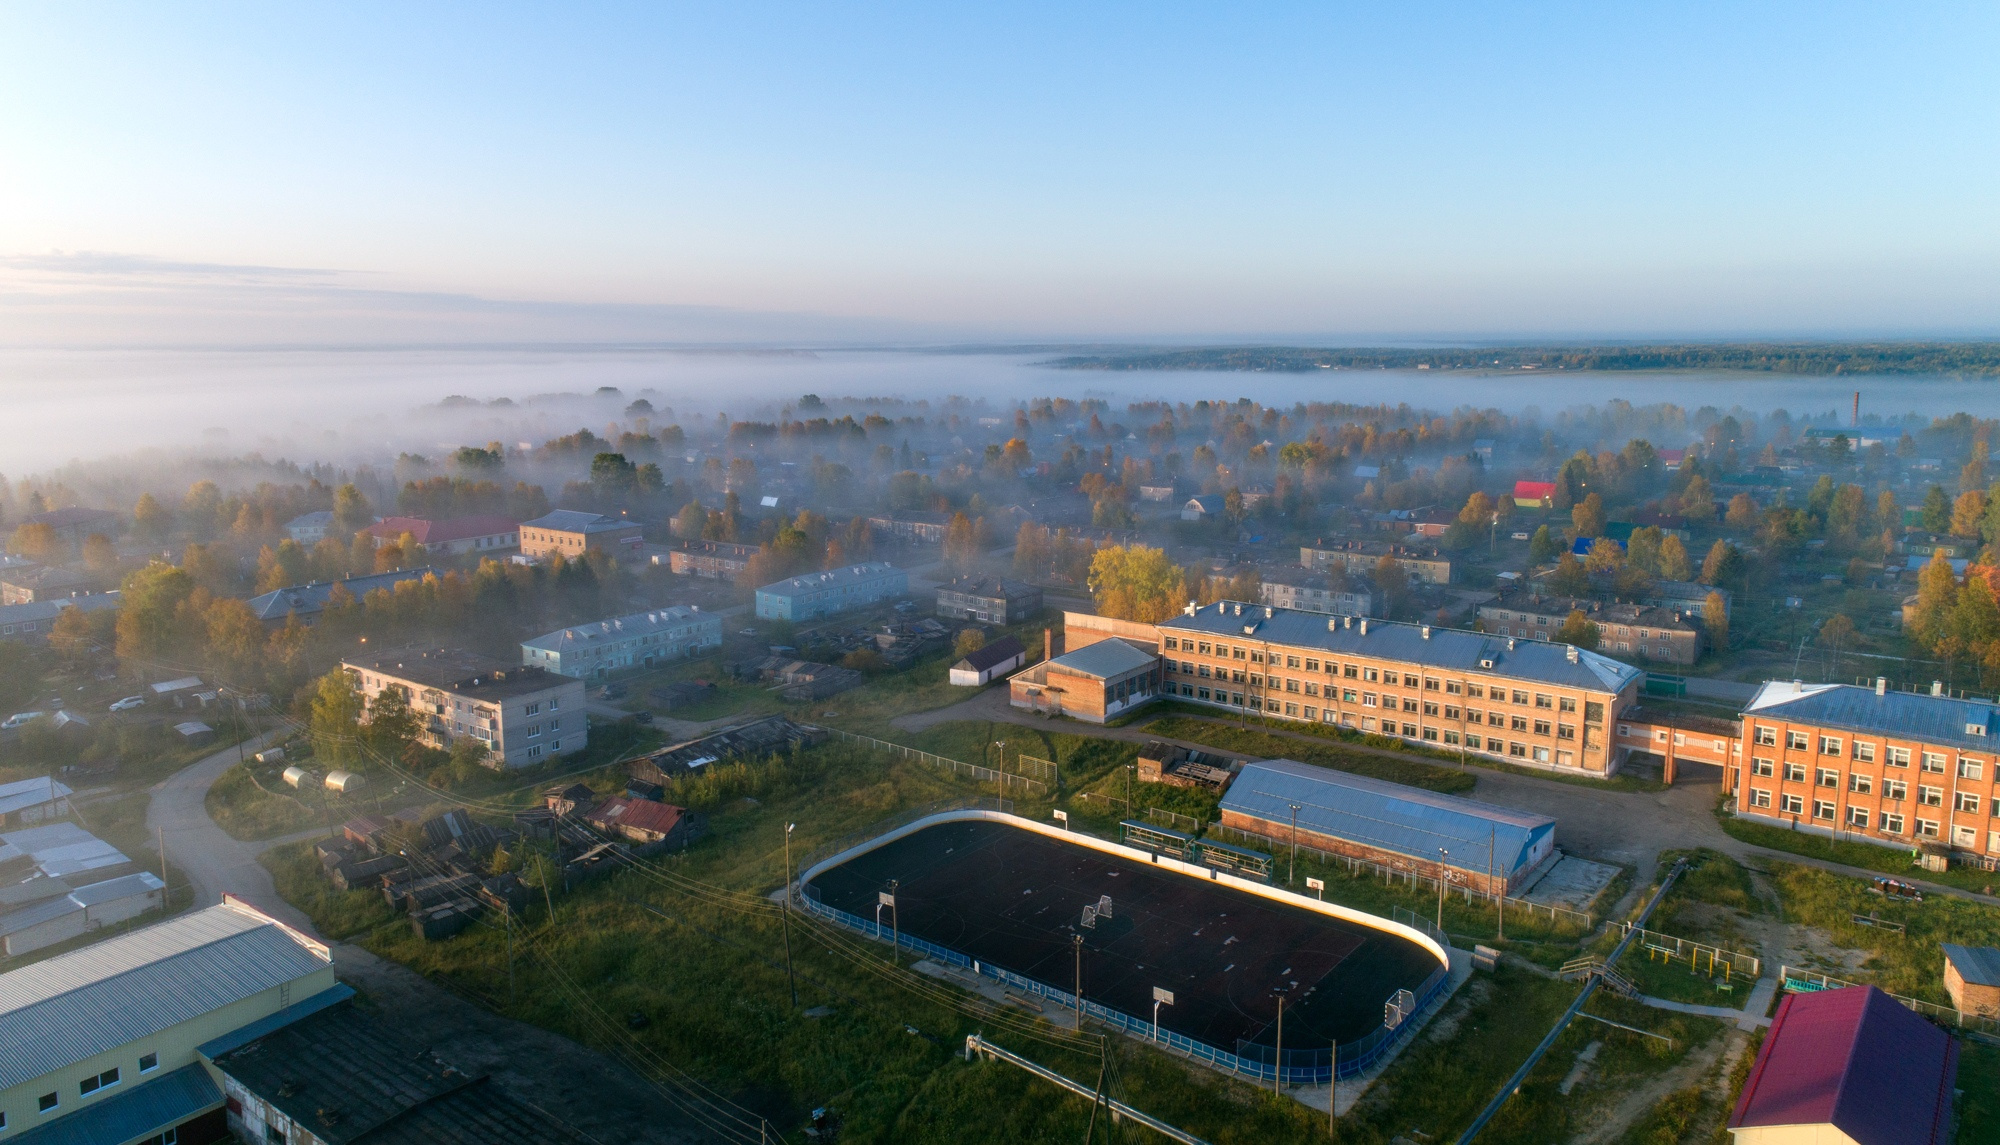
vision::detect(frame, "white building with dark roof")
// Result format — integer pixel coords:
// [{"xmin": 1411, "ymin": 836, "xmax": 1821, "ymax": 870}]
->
[
  {"xmin": 754, "ymin": 562, "xmax": 907, "ymax": 621},
  {"xmin": 521, "ymin": 606, "xmax": 722, "ymax": 679}
]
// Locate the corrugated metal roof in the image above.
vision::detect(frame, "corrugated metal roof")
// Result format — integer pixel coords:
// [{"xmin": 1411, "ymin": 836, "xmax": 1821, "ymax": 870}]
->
[
  {"xmin": 1161, "ymin": 601, "xmax": 1642, "ymax": 694},
  {"xmin": 0, "ymin": 901, "xmax": 331, "ymax": 1090},
  {"xmin": 757, "ymin": 562, "xmax": 903, "ymax": 596},
  {"xmin": 0, "ymin": 895, "xmax": 81, "ymax": 938},
  {"xmin": 1048, "ymin": 638, "xmax": 1157, "ymax": 680},
  {"xmin": 0, "ymin": 776, "xmax": 71, "ymax": 816},
  {"xmin": 0, "ymin": 822, "xmax": 130, "ymax": 880},
  {"xmin": 1729, "ymin": 986, "xmax": 1957, "ymax": 1145},
  {"xmin": 1944, "ymin": 943, "xmax": 2000, "ymax": 987},
  {"xmin": 521, "ymin": 509, "xmax": 631, "ymax": 534},
  {"xmin": 68, "ymin": 871, "xmax": 164, "ymax": 908},
  {"xmin": 521, "ymin": 605, "xmax": 710, "ymax": 653},
  {"xmin": 4, "ymin": 1063, "xmax": 221, "ymax": 1145},
  {"xmin": 1747, "ymin": 681, "xmax": 1999, "ymax": 752},
  {"xmin": 1219, "ymin": 759, "xmax": 1556, "ymax": 876}
]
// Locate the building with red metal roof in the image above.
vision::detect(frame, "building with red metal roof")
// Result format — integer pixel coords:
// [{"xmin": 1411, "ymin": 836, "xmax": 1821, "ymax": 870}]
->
[
  {"xmin": 1727, "ymin": 985, "xmax": 1957, "ymax": 1145},
  {"xmin": 361, "ymin": 514, "xmax": 519, "ymax": 555},
  {"xmin": 1512, "ymin": 480, "xmax": 1557, "ymax": 509}
]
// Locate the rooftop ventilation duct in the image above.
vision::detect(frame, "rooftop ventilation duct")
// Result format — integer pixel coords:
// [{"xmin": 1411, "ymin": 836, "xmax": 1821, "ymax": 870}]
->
[
  {"xmin": 1506, "ymin": 638, "xmax": 1516, "ymax": 651},
  {"xmin": 1566, "ymin": 645, "xmax": 1579, "ymax": 663},
  {"xmin": 1359, "ymin": 619, "xmax": 1369, "ymax": 635},
  {"xmin": 1421, "ymin": 626, "xmax": 1431, "ymax": 639},
  {"xmin": 1876, "ymin": 677, "xmax": 1887, "ymax": 696},
  {"xmin": 1933, "ymin": 680, "xmax": 1944, "ymax": 696}
]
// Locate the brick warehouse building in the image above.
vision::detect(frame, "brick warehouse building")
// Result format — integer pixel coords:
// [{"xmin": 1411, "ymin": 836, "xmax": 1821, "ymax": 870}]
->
[
  {"xmin": 1734, "ymin": 678, "xmax": 2000, "ymax": 861},
  {"xmin": 1138, "ymin": 601, "xmax": 1644, "ymax": 778},
  {"xmin": 1219, "ymin": 760, "xmax": 1557, "ymax": 895}
]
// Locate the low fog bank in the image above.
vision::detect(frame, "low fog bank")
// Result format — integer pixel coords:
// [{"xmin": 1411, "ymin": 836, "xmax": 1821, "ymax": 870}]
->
[{"xmin": 9, "ymin": 345, "xmax": 2000, "ymax": 478}]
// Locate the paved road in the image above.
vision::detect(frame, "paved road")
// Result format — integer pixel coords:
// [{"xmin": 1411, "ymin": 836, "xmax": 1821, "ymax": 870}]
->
[
  {"xmin": 145, "ymin": 728, "xmax": 312, "ymax": 928},
  {"xmin": 901, "ymin": 688, "xmax": 2000, "ymax": 907}
]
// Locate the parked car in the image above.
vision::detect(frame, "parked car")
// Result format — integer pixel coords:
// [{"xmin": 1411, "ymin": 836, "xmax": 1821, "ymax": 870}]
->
[
  {"xmin": 2, "ymin": 712, "xmax": 47, "ymax": 730},
  {"xmin": 108, "ymin": 696, "xmax": 147, "ymax": 712}
]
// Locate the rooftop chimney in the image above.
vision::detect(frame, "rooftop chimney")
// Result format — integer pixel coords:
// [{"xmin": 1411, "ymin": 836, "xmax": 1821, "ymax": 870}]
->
[
  {"xmin": 1875, "ymin": 677, "xmax": 1887, "ymax": 696},
  {"xmin": 1933, "ymin": 680, "xmax": 1944, "ymax": 696},
  {"xmin": 1567, "ymin": 645, "xmax": 1579, "ymax": 663},
  {"xmin": 1507, "ymin": 638, "xmax": 1516, "ymax": 651},
  {"xmin": 1359, "ymin": 618, "xmax": 1369, "ymax": 635},
  {"xmin": 1421, "ymin": 625, "xmax": 1431, "ymax": 639}
]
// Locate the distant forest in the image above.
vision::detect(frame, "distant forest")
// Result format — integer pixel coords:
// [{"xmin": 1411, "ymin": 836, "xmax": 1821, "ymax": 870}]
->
[{"xmin": 1048, "ymin": 342, "xmax": 2000, "ymax": 376}]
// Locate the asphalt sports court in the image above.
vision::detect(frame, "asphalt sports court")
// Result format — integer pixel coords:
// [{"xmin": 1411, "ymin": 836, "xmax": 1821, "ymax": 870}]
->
[{"xmin": 805, "ymin": 819, "xmax": 1440, "ymax": 1052}]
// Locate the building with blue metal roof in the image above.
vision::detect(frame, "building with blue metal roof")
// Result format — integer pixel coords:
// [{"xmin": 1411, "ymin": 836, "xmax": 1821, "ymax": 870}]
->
[
  {"xmin": 1218, "ymin": 759, "xmax": 1558, "ymax": 894},
  {"xmin": 1737, "ymin": 679, "xmax": 2000, "ymax": 855}
]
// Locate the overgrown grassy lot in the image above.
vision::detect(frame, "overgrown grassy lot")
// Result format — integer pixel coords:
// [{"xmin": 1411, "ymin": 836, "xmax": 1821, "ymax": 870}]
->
[
  {"xmin": 1717, "ymin": 808, "xmax": 2000, "ymax": 894},
  {"xmin": 265, "ymin": 736, "xmax": 1730, "ymax": 1143},
  {"xmin": 1132, "ymin": 701, "xmax": 1664, "ymax": 791},
  {"xmin": 205, "ymin": 764, "xmax": 326, "ymax": 840},
  {"xmin": 1138, "ymin": 715, "xmax": 1477, "ymax": 793}
]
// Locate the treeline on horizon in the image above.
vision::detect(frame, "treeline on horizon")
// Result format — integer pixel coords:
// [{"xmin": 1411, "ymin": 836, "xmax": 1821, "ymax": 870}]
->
[{"xmin": 1050, "ymin": 342, "xmax": 2000, "ymax": 376}]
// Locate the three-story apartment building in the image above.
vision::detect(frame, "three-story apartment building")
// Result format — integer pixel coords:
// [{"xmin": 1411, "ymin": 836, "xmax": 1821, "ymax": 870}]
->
[
  {"xmin": 1736, "ymin": 679, "xmax": 2000, "ymax": 859},
  {"xmin": 343, "ymin": 649, "xmax": 586, "ymax": 769}
]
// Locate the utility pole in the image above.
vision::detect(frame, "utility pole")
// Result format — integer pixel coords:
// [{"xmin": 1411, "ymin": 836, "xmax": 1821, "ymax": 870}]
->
[
  {"xmin": 782, "ymin": 823, "xmax": 799, "ymax": 1009},
  {"xmin": 889, "ymin": 879, "xmax": 900, "ymax": 965},
  {"xmin": 1437, "ymin": 847, "xmax": 1449, "ymax": 933},
  {"xmin": 505, "ymin": 905, "xmax": 515, "ymax": 1010},
  {"xmin": 1289, "ymin": 804, "xmax": 1301, "ymax": 886},
  {"xmin": 157, "ymin": 826, "xmax": 168, "ymax": 887},
  {"xmin": 1124, "ymin": 764, "xmax": 1133, "ymax": 818},
  {"xmin": 1491, "ymin": 824, "xmax": 1502, "ymax": 940}
]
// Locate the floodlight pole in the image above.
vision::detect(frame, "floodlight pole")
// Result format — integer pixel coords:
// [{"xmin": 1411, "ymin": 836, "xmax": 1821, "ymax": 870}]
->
[
  {"xmin": 1288, "ymin": 803, "xmax": 1301, "ymax": 886},
  {"xmin": 1073, "ymin": 934, "xmax": 1085, "ymax": 1027},
  {"xmin": 1329, "ymin": 1040, "xmax": 1338, "ymax": 1136},
  {"xmin": 889, "ymin": 878, "xmax": 899, "ymax": 965},
  {"xmin": 1274, "ymin": 993, "xmax": 1285, "ymax": 1095},
  {"xmin": 782, "ymin": 823, "xmax": 798, "ymax": 1009}
]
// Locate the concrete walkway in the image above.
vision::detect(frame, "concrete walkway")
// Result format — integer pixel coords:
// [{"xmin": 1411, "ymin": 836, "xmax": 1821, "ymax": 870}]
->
[
  {"xmin": 1636, "ymin": 991, "xmax": 1773, "ymax": 1030},
  {"xmin": 144, "ymin": 728, "xmax": 314, "ymax": 929}
]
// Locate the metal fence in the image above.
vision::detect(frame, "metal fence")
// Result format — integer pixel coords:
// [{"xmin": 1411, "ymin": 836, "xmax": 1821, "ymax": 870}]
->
[
  {"xmin": 1620, "ymin": 923, "xmax": 1761, "ymax": 981},
  {"xmin": 1208, "ymin": 823, "xmax": 1596, "ymax": 931},
  {"xmin": 1014, "ymin": 754, "xmax": 1062, "ymax": 787},
  {"xmin": 1142, "ymin": 806, "xmax": 1208, "ymax": 834},
  {"xmin": 800, "ymin": 886, "xmax": 1449, "ymax": 1084},
  {"xmin": 825, "ymin": 728, "xmax": 1048, "ymax": 794},
  {"xmin": 1779, "ymin": 965, "xmax": 2000, "ymax": 1036}
]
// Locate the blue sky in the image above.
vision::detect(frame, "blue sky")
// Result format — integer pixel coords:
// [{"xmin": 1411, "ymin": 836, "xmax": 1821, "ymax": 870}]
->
[{"xmin": 2, "ymin": 3, "xmax": 1997, "ymax": 343}]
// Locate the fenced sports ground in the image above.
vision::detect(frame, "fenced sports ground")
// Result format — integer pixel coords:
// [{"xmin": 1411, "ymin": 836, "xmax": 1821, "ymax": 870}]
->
[{"xmin": 801, "ymin": 809, "xmax": 1450, "ymax": 1083}]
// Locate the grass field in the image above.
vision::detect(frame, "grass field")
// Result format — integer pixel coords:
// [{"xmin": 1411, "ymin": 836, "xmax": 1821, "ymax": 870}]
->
[
  {"xmin": 1134, "ymin": 702, "xmax": 1664, "ymax": 792},
  {"xmin": 205, "ymin": 764, "xmax": 327, "ymax": 840},
  {"xmin": 1139, "ymin": 715, "xmax": 1477, "ymax": 793},
  {"xmin": 1716, "ymin": 809, "xmax": 2000, "ymax": 893}
]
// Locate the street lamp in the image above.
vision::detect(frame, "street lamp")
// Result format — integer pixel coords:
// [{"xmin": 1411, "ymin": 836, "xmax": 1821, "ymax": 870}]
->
[
  {"xmin": 782, "ymin": 823, "xmax": 798, "ymax": 1008},
  {"xmin": 1436, "ymin": 847, "xmax": 1449, "ymax": 932}
]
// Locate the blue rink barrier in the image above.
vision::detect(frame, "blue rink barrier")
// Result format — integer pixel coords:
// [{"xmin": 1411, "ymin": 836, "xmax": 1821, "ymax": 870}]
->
[{"xmin": 800, "ymin": 886, "xmax": 1449, "ymax": 1084}]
